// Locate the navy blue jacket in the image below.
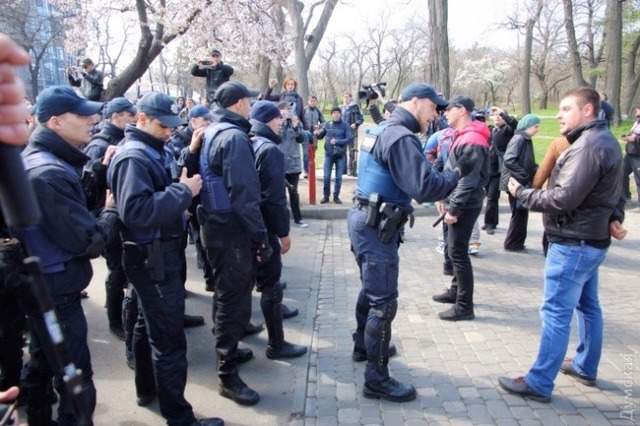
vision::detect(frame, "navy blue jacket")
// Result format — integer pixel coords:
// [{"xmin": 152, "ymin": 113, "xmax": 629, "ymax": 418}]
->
[
  {"xmin": 250, "ymin": 121, "xmax": 290, "ymax": 238},
  {"xmin": 22, "ymin": 126, "xmax": 118, "ymax": 293},
  {"xmin": 107, "ymin": 125, "xmax": 192, "ymax": 241},
  {"xmin": 372, "ymin": 107, "xmax": 459, "ymax": 203},
  {"xmin": 342, "ymin": 103, "xmax": 364, "ymax": 127},
  {"xmin": 84, "ymin": 122, "xmax": 124, "ymax": 161},
  {"xmin": 318, "ymin": 119, "xmax": 353, "ymax": 157},
  {"xmin": 203, "ymin": 109, "xmax": 267, "ymax": 242}
]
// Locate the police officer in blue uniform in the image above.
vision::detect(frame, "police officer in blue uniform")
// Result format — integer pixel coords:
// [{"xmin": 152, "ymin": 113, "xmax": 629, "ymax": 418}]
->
[
  {"xmin": 349, "ymin": 83, "xmax": 473, "ymax": 402},
  {"xmin": 107, "ymin": 92, "xmax": 223, "ymax": 426},
  {"xmin": 83, "ymin": 97, "xmax": 137, "ymax": 339},
  {"xmin": 20, "ymin": 85, "xmax": 119, "ymax": 425},
  {"xmin": 249, "ymin": 101, "xmax": 307, "ymax": 360},
  {"xmin": 198, "ymin": 81, "xmax": 269, "ymax": 406}
]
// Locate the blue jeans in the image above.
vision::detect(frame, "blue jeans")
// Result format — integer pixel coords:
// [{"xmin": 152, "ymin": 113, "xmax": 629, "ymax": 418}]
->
[
  {"xmin": 323, "ymin": 154, "xmax": 345, "ymax": 199},
  {"xmin": 525, "ymin": 242, "xmax": 607, "ymax": 397}
]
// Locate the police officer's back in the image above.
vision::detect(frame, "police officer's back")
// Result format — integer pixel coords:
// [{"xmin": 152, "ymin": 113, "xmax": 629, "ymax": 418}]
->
[
  {"xmin": 20, "ymin": 85, "xmax": 118, "ymax": 425},
  {"xmin": 198, "ymin": 81, "xmax": 268, "ymax": 406},
  {"xmin": 84, "ymin": 97, "xmax": 136, "ymax": 161},
  {"xmin": 349, "ymin": 83, "xmax": 472, "ymax": 403},
  {"xmin": 107, "ymin": 92, "xmax": 222, "ymax": 426}
]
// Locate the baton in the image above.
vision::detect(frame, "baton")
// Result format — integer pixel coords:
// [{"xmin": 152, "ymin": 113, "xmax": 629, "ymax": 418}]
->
[{"xmin": 432, "ymin": 212, "xmax": 446, "ymax": 228}]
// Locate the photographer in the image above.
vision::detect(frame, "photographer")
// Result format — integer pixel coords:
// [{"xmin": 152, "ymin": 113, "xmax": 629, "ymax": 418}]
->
[
  {"xmin": 341, "ymin": 93, "xmax": 363, "ymax": 176},
  {"xmin": 190, "ymin": 49, "xmax": 234, "ymax": 106},
  {"xmin": 67, "ymin": 58, "xmax": 104, "ymax": 101},
  {"xmin": 317, "ymin": 107, "xmax": 353, "ymax": 204},
  {"xmin": 278, "ymin": 102, "xmax": 308, "ymax": 227},
  {"xmin": 622, "ymin": 106, "xmax": 640, "ymax": 204}
]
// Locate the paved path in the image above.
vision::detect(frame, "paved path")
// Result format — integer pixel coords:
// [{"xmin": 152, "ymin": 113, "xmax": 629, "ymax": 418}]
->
[{"xmin": 63, "ymin": 204, "xmax": 639, "ymax": 425}]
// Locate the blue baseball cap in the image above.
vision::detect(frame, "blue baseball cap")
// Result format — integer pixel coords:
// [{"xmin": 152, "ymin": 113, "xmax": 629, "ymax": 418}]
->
[
  {"xmin": 189, "ymin": 105, "xmax": 212, "ymax": 120},
  {"xmin": 105, "ymin": 97, "xmax": 136, "ymax": 116},
  {"xmin": 250, "ymin": 101, "xmax": 281, "ymax": 123},
  {"xmin": 400, "ymin": 83, "xmax": 448, "ymax": 107},
  {"xmin": 137, "ymin": 92, "xmax": 182, "ymax": 128},
  {"xmin": 214, "ymin": 81, "xmax": 259, "ymax": 108},
  {"xmin": 35, "ymin": 85, "xmax": 103, "ymax": 123}
]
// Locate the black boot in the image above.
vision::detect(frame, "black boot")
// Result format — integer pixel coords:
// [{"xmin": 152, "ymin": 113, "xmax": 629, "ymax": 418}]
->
[
  {"xmin": 352, "ymin": 332, "xmax": 398, "ymax": 362},
  {"xmin": 438, "ymin": 304, "xmax": 475, "ymax": 321},
  {"xmin": 242, "ymin": 322, "xmax": 264, "ymax": 337},
  {"xmin": 262, "ymin": 288, "xmax": 307, "ymax": 360},
  {"xmin": 432, "ymin": 287, "xmax": 457, "ymax": 304},
  {"xmin": 192, "ymin": 418, "xmax": 224, "ymax": 426},
  {"xmin": 266, "ymin": 341, "xmax": 307, "ymax": 359},
  {"xmin": 184, "ymin": 314, "xmax": 205, "ymax": 328},
  {"xmin": 363, "ymin": 377, "xmax": 417, "ymax": 402},
  {"xmin": 234, "ymin": 347, "xmax": 254, "ymax": 364},
  {"xmin": 219, "ymin": 374, "xmax": 260, "ymax": 406},
  {"xmin": 280, "ymin": 303, "xmax": 299, "ymax": 319}
]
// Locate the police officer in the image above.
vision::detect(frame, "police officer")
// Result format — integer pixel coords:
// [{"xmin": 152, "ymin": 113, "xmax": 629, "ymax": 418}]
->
[
  {"xmin": 107, "ymin": 92, "xmax": 222, "ymax": 426},
  {"xmin": 249, "ymin": 101, "xmax": 307, "ymax": 359},
  {"xmin": 198, "ymin": 81, "xmax": 268, "ymax": 406},
  {"xmin": 83, "ymin": 96, "xmax": 137, "ymax": 339},
  {"xmin": 20, "ymin": 85, "xmax": 119, "ymax": 425},
  {"xmin": 349, "ymin": 83, "xmax": 473, "ymax": 402}
]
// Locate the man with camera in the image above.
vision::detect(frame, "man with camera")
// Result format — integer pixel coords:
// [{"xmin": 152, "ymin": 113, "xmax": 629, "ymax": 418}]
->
[
  {"xmin": 349, "ymin": 83, "xmax": 472, "ymax": 402},
  {"xmin": 622, "ymin": 106, "xmax": 640, "ymax": 204},
  {"xmin": 191, "ymin": 49, "xmax": 234, "ymax": 106},
  {"xmin": 67, "ymin": 58, "xmax": 104, "ymax": 101},
  {"xmin": 317, "ymin": 107, "xmax": 353, "ymax": 204}
]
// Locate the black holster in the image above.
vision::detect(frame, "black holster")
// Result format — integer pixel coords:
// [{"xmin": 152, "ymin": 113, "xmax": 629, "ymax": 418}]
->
[
  {"xmin": 122, "ymin": 240, "xmax": 165, "ymax": 282},
  {"xmin": 378, "ymin": 203, "xmax": 414, "ymax": 244}
]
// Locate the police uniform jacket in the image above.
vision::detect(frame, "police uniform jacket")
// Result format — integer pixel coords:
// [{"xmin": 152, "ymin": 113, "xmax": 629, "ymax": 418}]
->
[{"xmin": 84, "ymin": 122, "xmax": 124, "ymax": 161}]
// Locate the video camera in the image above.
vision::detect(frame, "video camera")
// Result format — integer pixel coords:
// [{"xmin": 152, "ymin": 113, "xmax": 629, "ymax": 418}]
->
[{"xmin": 358, "ymin": 82, "xmax": 387, "ymax": 105}]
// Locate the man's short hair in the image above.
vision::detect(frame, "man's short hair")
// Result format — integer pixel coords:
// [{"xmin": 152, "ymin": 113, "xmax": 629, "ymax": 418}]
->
[
  {"xmin": 81, "ymin": 58, "xmax": 93, "ymax": 66},
  {"xmin": 563, "ymin": 87, "xmax": 600, "ymax": 117},
  {"xmin": 277, "ymin": 101, "xmax": 290, "ymax": 110},
  {"xmin": 309, "ymin": 95, "xmax": 318, "ymax": 100}
]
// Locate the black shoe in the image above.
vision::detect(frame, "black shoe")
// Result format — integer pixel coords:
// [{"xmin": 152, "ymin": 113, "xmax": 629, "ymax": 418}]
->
[
  {"xmin": 352, "ymin": 343, "xmax": 397, "ymax": 362},
  {"xmin": 505, "ymin": 246, "xmax": 527, "ymax": 253},
  {"xmin": 363, "ymin": 377, "xmax": 417, "ymax": 402},
  {"xmin": 126, "ymin": 357, "xmax": 135, "ymax": 370},
  {"xmin": 443, "ymin": 268, "xmax": 454, "ymax": 276},
  {"xmin": 498, "ymin": 376, "xmax": 550, "ymax": 403},
  {"xmin": 438, "ymin": 305, "xmax": 475, "ymax": 321},
  {"xmin": 280, "ymin": 281, "xmax": 287, "ymax": 290},
  {"xmin": 432, "ymin": 289, "xmax": 456, "ymax": 304},
  {"xmin": 80, "ymin": 291, "xmax": 89, "ymax": 299},
  {"xmin": 243, "ymin": 322, "xmax": 264, "ymax": 337},
  {"xmin": 109, "ymin": 325, "xmax": 125, "ymax": 341},
  {"xmin": 485, "ymin": 227, "xmax": 495, "ymax": 235},
  {"xmin": 560, "ymin": 358, "xmax": 596, "ymax": 386},
  {"xmin": 219, "ymin": 375, "xmax": 260, "ymax": 406},
  {"xmin": 266, "ymin": 341, "xmax": 307, "ymax": 359},
  {"xmin": 333, "ymin": 197, "xmax": 342, "ymax": 204},
  {"xmin": 136, "ymin": 393, "xmax": 156, "ymax": 407},
  {"xmin": 320, "ymin": 197, "xmax": 329, "ymax": 204},
  {"xmin": 281, "ymin": 304, "xmax": 299, "ymax": 319},
  {"xmin": 192, "ymin": 418, "xmax": 224, "ymax": 426},
  {"xmin": 184, "ymin": 314, "xmax": 205, "ymax": 328},
  {"xmin": 234, "ymin": 347, "xmax": 254, "ymax": 365},
  {"xmin": 481, "ymin": 224, "xmax": 487, "ymax": 230},
  {"xmin": 205, "ymin": 281, "xmax": 215, "ymax": 292}
]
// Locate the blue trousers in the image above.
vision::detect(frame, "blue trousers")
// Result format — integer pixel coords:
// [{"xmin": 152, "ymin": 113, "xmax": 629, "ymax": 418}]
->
[
  {"xmin": 525, "ymin": 242, "xmax": 607, "ymax": 397},
  {"xmin": 323, "ymin": 154, "xmax": 346, "ymax": 198},
  {"xmin": 348, "ymin": 207, "xmax": 400, "ymax": 383}
]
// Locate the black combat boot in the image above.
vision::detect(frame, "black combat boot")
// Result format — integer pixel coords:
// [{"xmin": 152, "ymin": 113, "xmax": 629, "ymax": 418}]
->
[
  {"xmin": 219, "ymin": 373, "xmax": 259, "ymax": 406},
  {"xmin": 363, "ymin": 377, "xmax": 417, "ymax": 402},
  {"xmin": 262, "ymin": 290, "xmax": 307, "ymax": 360},
  {"xmin": 280, "ymin": 303, "xmax": 299, "ymax": 319},
  {"xmin": 432, "ymin": 287, "xmax": 457, "ymax": 304}
]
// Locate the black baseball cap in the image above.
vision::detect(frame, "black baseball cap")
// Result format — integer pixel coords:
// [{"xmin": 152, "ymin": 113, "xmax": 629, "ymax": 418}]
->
[
  {"xmin": 137, "ymin": 92, "xmax": 182, "ymax": 128},
  {"xmin": 400, "ymin": 83, "xmax": 448, "ymax": 107},
  {"xmin": 105, "ymin": 97, "xmax": 136, "ymax": 116},
  {"xmin": 446, "ymin": 96, "xmax": 475, "ymax": 113},
  {"xmin": 189, "ymin": 105, "xmax": 212, "ymax": 120},
  {"xmin": 36, "ymin": 85, "xmax": 103, "ymax": 123},
  {"xmin": 214, "ymin": 81, "xmax": 259, "ymax": 108}
]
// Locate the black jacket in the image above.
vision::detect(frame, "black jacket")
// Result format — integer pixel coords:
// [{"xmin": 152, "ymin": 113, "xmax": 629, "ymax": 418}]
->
[
  {"xmin": 190, "ymin": 62, "xmax": 234, "ymax": 100},
  {"xmin": 68, "ymin": 69, "xmax": 104, "ymax": 101},
  {"xmin": 22, "ymin": 126, "xmax": 118, "ymax": 292},
  {"xmin": 488, "ymin": 112, "xmax": 517, "ymax": 176},
  {"xmin": 250, "ymin": 121, "xmax": 290, "ymax": 238},
  {"xmin": 84, "ymin": 122, "xmax": 124, "ymax": 161},
  {"xmin": 517, "ymin": 120, "xmax": 625, "ymax": 246},
  {"xmin": 500, "ymin": 131, "xmax": 537, "ymax": 190},
  {"xmin": 168, "ymin": 125, "xmax": 193, "ymax": 160},
  {"xmin": 369, "ymin": 106, "xmax": 459, "ymax": 204},
  {"xmin": 443, "ymin": 121, "xmax": 491, "ymax": 215},
  {"xmin": 204, "ymin": 109, "xmax": 267, "ymax": 242}
]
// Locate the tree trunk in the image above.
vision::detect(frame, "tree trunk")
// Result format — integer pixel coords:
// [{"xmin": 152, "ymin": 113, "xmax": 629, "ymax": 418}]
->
[
  {"xmin": 623, "ymin": 33, "xmax": 640, "ymax": 116},
  {"xmin": 521, "ymin": 0, "xmax": 544, "ymax": 116},
  {"xmin": 257, "ymin": 55, "xmax": 272, "ymax": 93},
  {"xmin": 29, "ymin": 65, "xmax": 40, "ymax": 101},
  {"xmin": 428, "ymin": 0, "xmax": 450, "ymax": 97},
  {"xmin": 604, "ymin": 0, "xmax": 623, "ymax": 125},
  {"xmin": 562, "ymin": 0, "xmax": 589, "ymax": 87}
]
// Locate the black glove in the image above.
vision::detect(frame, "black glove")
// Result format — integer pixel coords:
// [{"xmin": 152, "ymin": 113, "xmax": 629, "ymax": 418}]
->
[
  {"xmin": 454, "ymin": 150, "xmax": 478, "ymax": 178},
  {"xmin": 255, "ymin": 239, "xmax": 273, "ymax": 265}
]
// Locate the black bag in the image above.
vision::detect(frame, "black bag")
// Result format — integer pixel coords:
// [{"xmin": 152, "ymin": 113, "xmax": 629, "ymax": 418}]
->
[{"xmin": 626, "ymin": 136, "xmax": 640, "ymax": 156}]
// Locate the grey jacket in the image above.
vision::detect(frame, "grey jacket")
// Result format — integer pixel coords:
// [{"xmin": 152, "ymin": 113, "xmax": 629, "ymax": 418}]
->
[
  {"xmin": 517, "ymin": 120, "xmax": 625, "ymax": 244},
  {"xmin": 278, "ymin": 121, "xmax": 305, "ymax": 174}
]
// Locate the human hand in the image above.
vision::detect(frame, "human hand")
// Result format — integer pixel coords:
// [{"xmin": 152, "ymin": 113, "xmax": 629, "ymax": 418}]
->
[
  {"xmin": 507, "ymin": 177, "xmax": 521, "ymax": 197},
  {"xmin": 436, "ymin": 201, "xmax": 447, "ymax": 215},
  {"xmin": 330, "ymin": 138, "xmax": 336, "ymax": 145},
  {"xmin": 0, "ymin": 34, "xmax": 30, "ymax": 146},
  {"xmin": 180, "ymin": 168, "xmax": 202, "ymax": 197},
  {"xmin": 189, "ymin": 127, "xmax": 206, "ymax": 153},
  {"xmin": 280, "ymin": 236, "xmax": 291, "ymax": 254},
  {"xmin": 104, "ymin": 190, "xmax": 115, "ymax": 209},
  {"xmin": 609, "ymin": 220, "xmax": 627, "ymax": 240},
  {"xmin": 102, "ymin": 145, "xmax": 117, "ymax": 166},
  {"xmin": 350, "ymin": 123, "xmax": 356, "ymax": 129},
  {"xmin": 269, "ymin": 79, "xmax": 278, "ymax": 88},
  {"xmin": 0, "ymin": 386, "xmax": 19, "ymax": 425},
  {"xmin": 444, "ymin": 212, "xmax": 458, "ymax": 225}
]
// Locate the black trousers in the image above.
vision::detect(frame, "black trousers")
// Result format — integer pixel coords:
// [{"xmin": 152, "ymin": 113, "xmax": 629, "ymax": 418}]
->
[
  {"xmin": 286, "ymin": 172, "xmax": 302, "ymax": 223},
  {"xmin": 484, "ymin": 175, "xmax": 501, "ymax": 228},
  {"xmin": 622, "ymin": 154, "xmax": 640, "ymax": 200},
  {"xmin": 446, "ymin": 208, "xmax": 481, "ymax": 310},
  {"xmin": 206, "ymin": 232, "xmax": 255, "ymax": 378},
  {"xmin": 104, "ymin": 242, "xmax": 126, "ymax": 329},
  {"xmin": 124, "ymin": 247, "xmax": 196, "ymax": 426},
  {"xmin": 504, "ymin": 193, "xmax": 529, "ymax": 250},
  {"xmin": 0, "ymin": 289, "xmax": 25, "ymax": 390}
]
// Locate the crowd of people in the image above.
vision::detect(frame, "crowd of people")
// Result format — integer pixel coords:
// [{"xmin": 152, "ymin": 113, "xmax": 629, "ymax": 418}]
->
[{"xmin": 0, "ymin": 35, "xmax": 635, "ymax": 426}]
